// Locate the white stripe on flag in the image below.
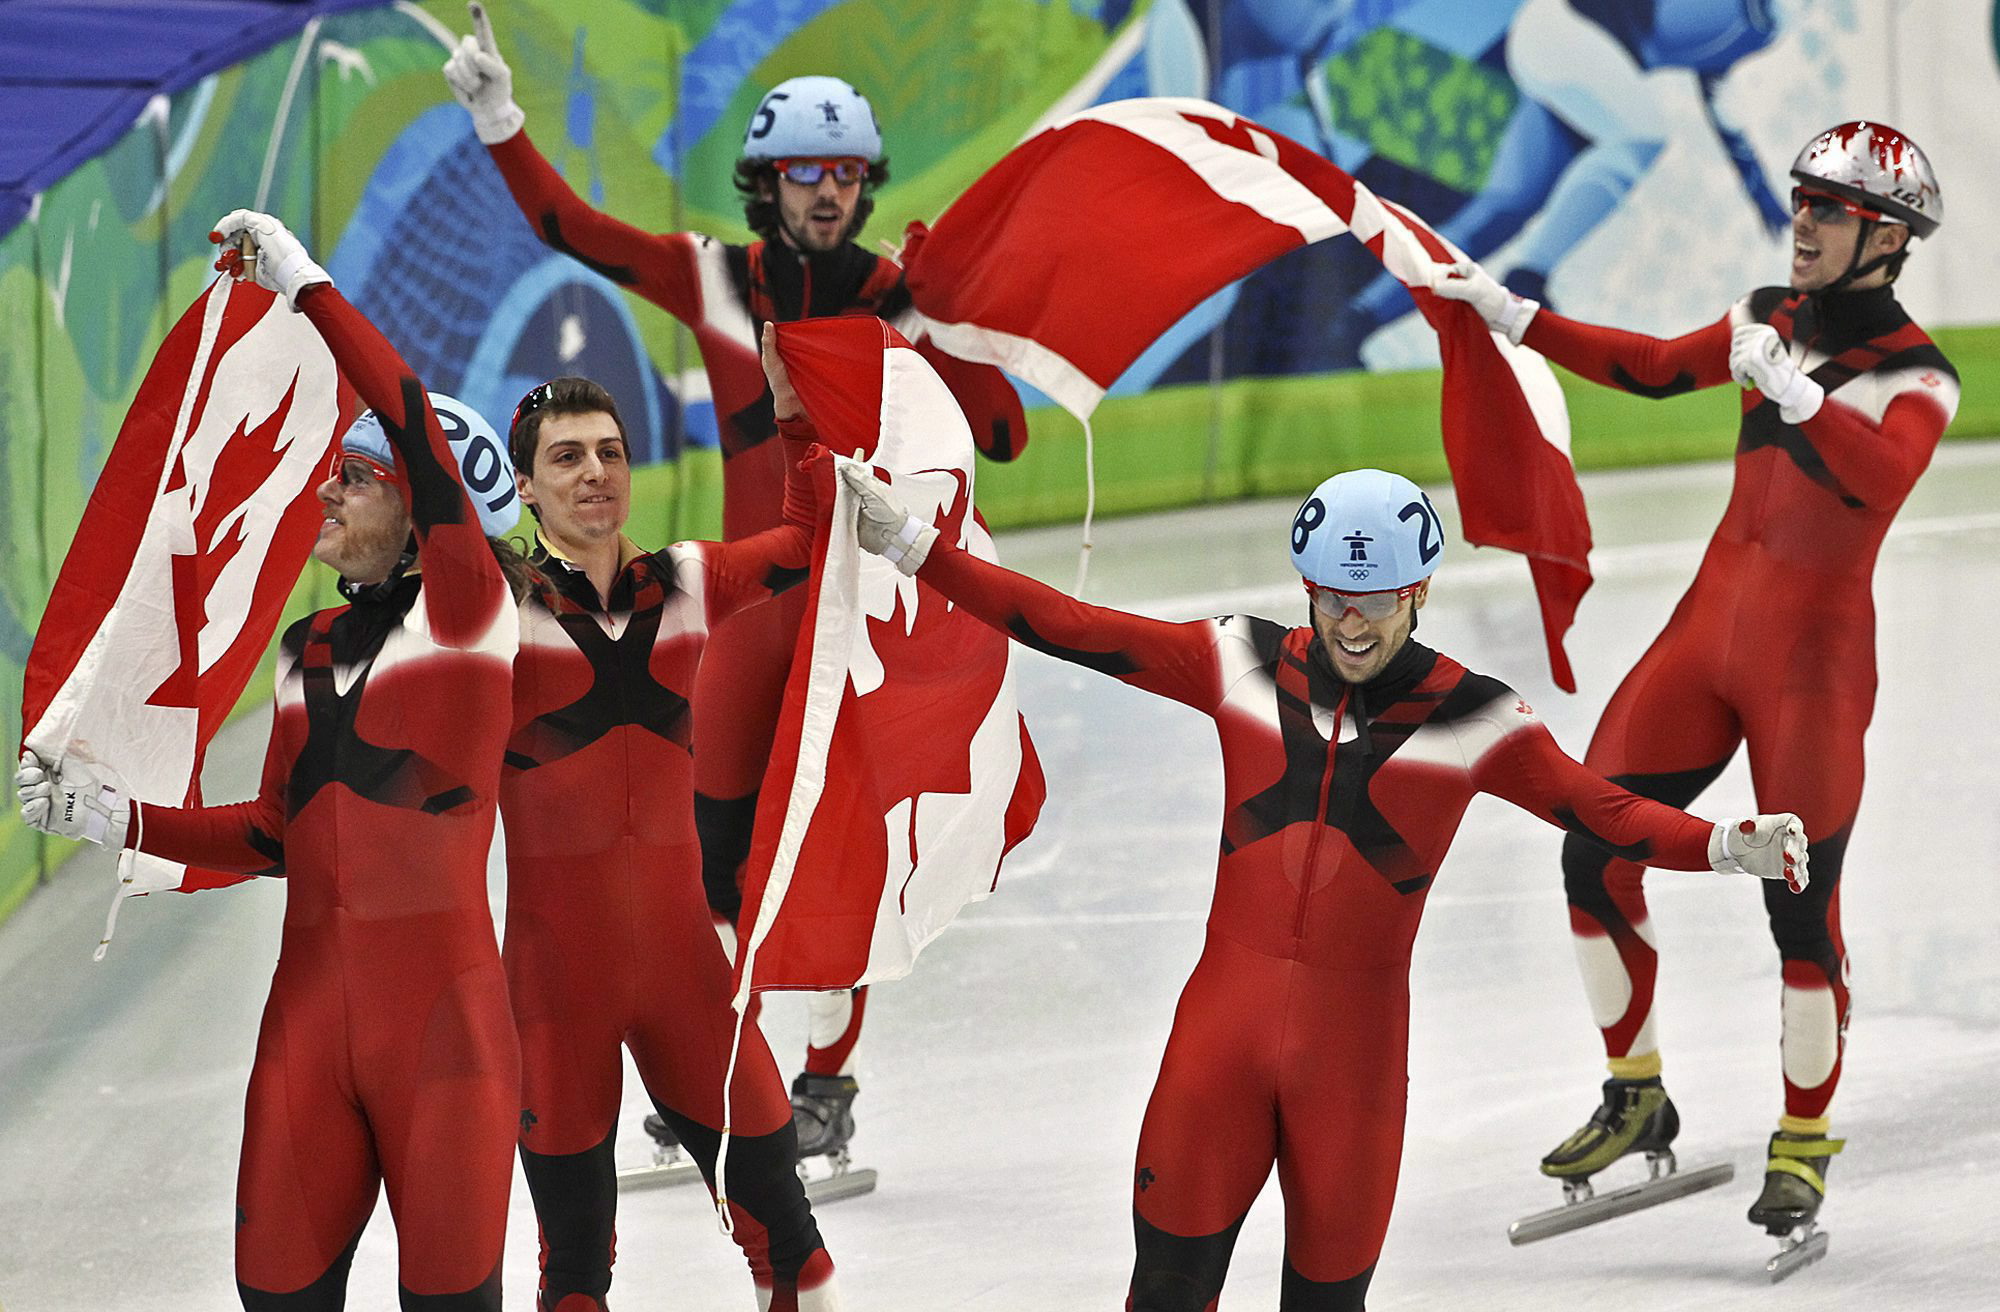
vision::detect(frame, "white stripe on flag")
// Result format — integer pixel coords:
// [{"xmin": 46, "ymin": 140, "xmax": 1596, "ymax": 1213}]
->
[{"xmin": 1065, "ymin": 98, "xmax": 1353, "ymax": 242}]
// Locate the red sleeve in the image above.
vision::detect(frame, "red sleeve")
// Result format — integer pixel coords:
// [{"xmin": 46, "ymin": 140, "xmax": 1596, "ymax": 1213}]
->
[
  {"xmin": 130, "ymin": 691, "xmax": 290, "ymax": 877},
  {"xmin": 1523, "ymin": 309, "xmax": 1735, "ymax": 397},
  {"xmin": 298, "ymin": 287, "xmax": 507, "ymax": 649},
  {"xmin": 487, "ymin": 131, "xmax": 703, "ymax": 322},
  {"xmin": 685, "ymin": 420, "xmax": 817, "ymax": 623},
  {"xmin": 1472, "ymin": 721, "xmax": 1713, "ymax": 870},
  {"xmin": 1797, "ymin": 389, "xmax": 1947, "ymax": 509},
  {"xmin": 917, "ymin": 540, "xmax": 1223, "ymax": 711}
]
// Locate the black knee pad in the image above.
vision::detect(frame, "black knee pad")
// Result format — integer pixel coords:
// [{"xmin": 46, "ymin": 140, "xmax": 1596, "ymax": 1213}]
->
[
  {"xmin": 397, "ymin": 1260, "xmax": 502, "ymax": 1311},
  {"xmin": 1280, "ymin": 1256, "xmax": 1375, "ymax": 1312},
  {"xmin": 651, "ymin": 1101, "xmax": 824, "ymax": 1280},
  {"xmin": 1764, "ymin": 825, "xmax": 1848, "ymax": 975},
  {"xmin": 1129, "ymin": 1211, "xmax": 1245, "ymax": 1311},
  {"xmin": 517, "ymin": 1130, "xmax": 617, "ymax": 1305},
  {"xmin": 238, "ymin": 1225, "xmax": 363, "ymax": 1312},
  {"xmin": 695, "ymin": 792, "xmax": 759, "ymax": 920}
]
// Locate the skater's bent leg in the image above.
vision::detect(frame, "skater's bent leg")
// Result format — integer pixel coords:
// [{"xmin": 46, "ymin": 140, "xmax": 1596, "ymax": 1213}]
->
[
  {"xmin": 1766, "ymin": 828, "xmax": 1851, "ymax": 1124},
  {"xmin": 1744, "ymin": 685, "xmax": 1866, "ymax": 1128},
  {"xmin": 518, "ymin": 1131, "xmax": 618, "ymax": 1312},
  {"xmin": 1569, "ymin": 631, "xmax": 1739, "ymax": 1074},
  {"xmin": 235, "ymin": 1000, "xmax": 380, "ymax": 1308},
  {"xmin": 803, "ymin": 987, "xmax": 865, "ymax": 1077}
]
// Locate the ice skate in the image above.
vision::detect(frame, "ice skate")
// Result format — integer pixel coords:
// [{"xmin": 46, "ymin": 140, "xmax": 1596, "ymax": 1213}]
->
[
  {"xmin": 1751, "ymin": 1130, "xmax": 1842, "ymax": 1281},
  {"xmin": 615, "ymin": 1111, "xmax": 704, "ymax": 1192},
  {"xmin": 791, "ymin": 1073, "xmax": 878, "ymax": 1203},
  {"xmin": 1508, "ymin": 1077, "xmax": 1732, "ymax": 1244}
]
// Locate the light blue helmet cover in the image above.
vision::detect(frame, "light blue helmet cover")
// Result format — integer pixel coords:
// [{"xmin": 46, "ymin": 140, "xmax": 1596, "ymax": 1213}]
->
[
  {"xmin": 1288, "ymin": 468, "xmax": 1444, "ymax": 591},
  {"xmin": 741, "ymin": 76, "xmax": 883, "ymax": 161},
  {"xmin": 340, "ymin": 391, "xmax": 520, "ymax": 537}
]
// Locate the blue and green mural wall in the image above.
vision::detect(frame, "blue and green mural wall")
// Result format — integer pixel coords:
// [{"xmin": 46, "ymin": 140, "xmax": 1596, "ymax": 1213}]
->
[{"xmin": 7, "ymin": 0, "xmax": 2000, "ymax": 913}]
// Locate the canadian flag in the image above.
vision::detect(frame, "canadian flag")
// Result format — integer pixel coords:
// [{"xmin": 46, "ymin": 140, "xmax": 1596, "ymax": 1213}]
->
[
  {"xmin": 902, "ymin": 97, "xmax": 1591, "ymax": 692},
  {"xmin": 21, "ymin": 276, "xmax": 345, "ymax": 945},
  {"xmin": 731, "ymin": 316, "xmax": 1045, "ymax": 1001}
]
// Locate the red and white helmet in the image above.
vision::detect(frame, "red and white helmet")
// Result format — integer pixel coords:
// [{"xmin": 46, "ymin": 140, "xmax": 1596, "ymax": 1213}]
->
[{"xmin": 1790, "ymin": 121, "xmax": 1941, "ymax": 239}]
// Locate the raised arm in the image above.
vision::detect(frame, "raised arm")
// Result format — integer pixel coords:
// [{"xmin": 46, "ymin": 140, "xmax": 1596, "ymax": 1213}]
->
[
  {"xmin": 442, "ymin": 3, "xmax": 702, "ymax": 319},
  {"xmin": 295, "ymin": 285, "xmax": 508, "ymax": 648}
]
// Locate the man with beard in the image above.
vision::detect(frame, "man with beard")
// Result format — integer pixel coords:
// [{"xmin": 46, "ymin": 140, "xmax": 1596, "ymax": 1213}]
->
[
  {"xmin": 443, "ymin": 3, "xmax": 1023, "ymax": 1159},
  {"xmin": 825, "ymin": 457, "xmax": 1806, "ymax": 1310}
]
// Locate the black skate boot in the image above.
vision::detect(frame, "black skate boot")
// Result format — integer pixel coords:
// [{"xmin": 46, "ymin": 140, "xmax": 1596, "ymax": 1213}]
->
[
  {"xmin": 789, "ymin": 1073, "xmax": 877, "ymax": 1203},
  {"xmin": 1509, "ymin": 1075, "xmax": 1732, "ymax": 1244},
  {"xmin": 1751, "ymin": 1130, "xmax": 1843, "ymax": 1281},
  {"xmin": 790, "ymin": 1073, "xmax": 859, "ymax": 1159},
  {"xmin": 1539, "ymin": 1076, "xmax": 1679, "ymax": 1180}
]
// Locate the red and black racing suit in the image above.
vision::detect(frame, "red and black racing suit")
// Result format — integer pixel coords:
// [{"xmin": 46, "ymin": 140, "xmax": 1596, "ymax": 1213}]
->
[
  {"xmin": 912, "ymin": 540, "xmax": 1720, "ymax": 1310},
  {"xmin": 488, "ymin": 131, "xmax": 1024, "ymax": 1076},
  {"xmin": 500, "ymin": 420, "xmax": 831, "ymax": 1311},
  {"xmin": 1522, "ymin": 285, "xmax": 1958, "ymax": 1122},
  {"xmin": 126, "ymin": 287, "xmax": 520, "ymax": 1310}
]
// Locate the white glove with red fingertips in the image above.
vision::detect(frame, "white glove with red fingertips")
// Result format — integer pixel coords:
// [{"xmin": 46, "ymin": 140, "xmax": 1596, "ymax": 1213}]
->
[
  {"xmin": 1428, "ymin": 259, "xmax": 1539, "ymax": 345},
  {"xmin": 1709, "ymin": 813, "xmax": 1810, "ymax": 893},
  {"xmin": 442, "ymin": 2, "xmax": 525, "ymax": 145},
  {"xmin": 17, "ymin": 751, "xmax": 130, "ymax": 849},
  {"xmin": 838, "ymin": 462, "xmax": 936, "ymax": 576},
  {"xmin": 209, "ymin": 210, "xmax": 330, "ymax": 311},
  {"xmin": 1729, "ymin": 324, "xmax": 1823, "ymax": 424}
]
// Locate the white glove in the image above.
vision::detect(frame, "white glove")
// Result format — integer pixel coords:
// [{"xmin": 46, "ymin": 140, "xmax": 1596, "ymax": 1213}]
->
[
  {"xmin": 1429, "ymin": 260, "xmax": 1539, "ymax": 345},
  {"xmin": 1729, "ymin": 324, "xmax": 1823, "ymax": 424},
  {"xmin": 838, "ymin": 462, "xmax": 937, "ymax": 576},
  {"xmin": 210, "ymin": 209, "xmax": 330, "ymax": 311},
  {"xmin": 17, "ymin": 752, "xmax": 130, "ymax": 849},
  {"xmin": 442, "ymin": 2, "xmax": 525, "ymax": 145},
  {"xmin": 1709, "ymin": 813, "xmax": 1809, "ymax": 893}
]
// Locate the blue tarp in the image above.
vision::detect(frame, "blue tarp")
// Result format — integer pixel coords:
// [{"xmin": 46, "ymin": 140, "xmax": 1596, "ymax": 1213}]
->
[{"xmin": 0, "ymin": 0, "xmax": 385, "ymax": 239}]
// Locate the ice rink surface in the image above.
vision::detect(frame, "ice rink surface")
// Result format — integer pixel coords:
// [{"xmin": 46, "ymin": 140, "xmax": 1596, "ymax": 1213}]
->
[{"xmin": 4, "ymin": 448, "xmax": 1998, "ymax": 1311}]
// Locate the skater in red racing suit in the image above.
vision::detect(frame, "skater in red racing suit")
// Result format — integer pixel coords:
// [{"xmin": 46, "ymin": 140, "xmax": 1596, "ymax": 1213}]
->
[
  {"xmin": 1435, "ymin": 119, "xmax": 1958, "ymax": 1233},
  {"xmin": 443, "ymin": 17, "xmax": 1024, "ymax": 1126},
  {"xmin": 16, "ymin": 213, "xmax": 524, "ymax": 1309},
  {"xmin": 499, "ymin": 345, "xmax": 836, "ymax": 1311},
  {"xmin": 830, "ymin": 460, "xmax": 1808, "ymax": 1310}
]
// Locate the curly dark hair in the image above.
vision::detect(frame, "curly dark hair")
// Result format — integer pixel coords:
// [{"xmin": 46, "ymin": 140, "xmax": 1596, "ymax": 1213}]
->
[{"xmin": 732, "ymin": 156, "xmax": 891, "ymax": 245}]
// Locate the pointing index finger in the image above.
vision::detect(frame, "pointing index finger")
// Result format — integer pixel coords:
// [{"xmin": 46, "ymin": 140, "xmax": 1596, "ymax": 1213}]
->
[{"xmin": 469, "ymin": 1, "xmax": 499, "ymax": 57}]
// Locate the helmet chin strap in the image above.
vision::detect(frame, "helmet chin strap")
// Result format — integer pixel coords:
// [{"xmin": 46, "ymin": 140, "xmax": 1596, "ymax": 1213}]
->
[
  {"xmin": 340, "ymin": 544, "xmax": 417, "ymax": 603},
  {"xmin": 1819, "ymin": 219, "xmax": 1906, "ymax": 293}
]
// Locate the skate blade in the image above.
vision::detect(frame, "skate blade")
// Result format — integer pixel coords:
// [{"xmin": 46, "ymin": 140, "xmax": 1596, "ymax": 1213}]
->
[
  {"xmin": 1766, "ymin": 1227, "xmax": 1829, "ymax": 1282},
  {"xmin": 1508, "ymin": 1161, "xmax": 1734, "ymax": 1245},
  {"xmin": 800, "ymin": 1165, "xmax": 878, "ymax": 1205},
  {"xmin": 615, "ymin": 1158, "xmax": 705, "ymax": 1193}
]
